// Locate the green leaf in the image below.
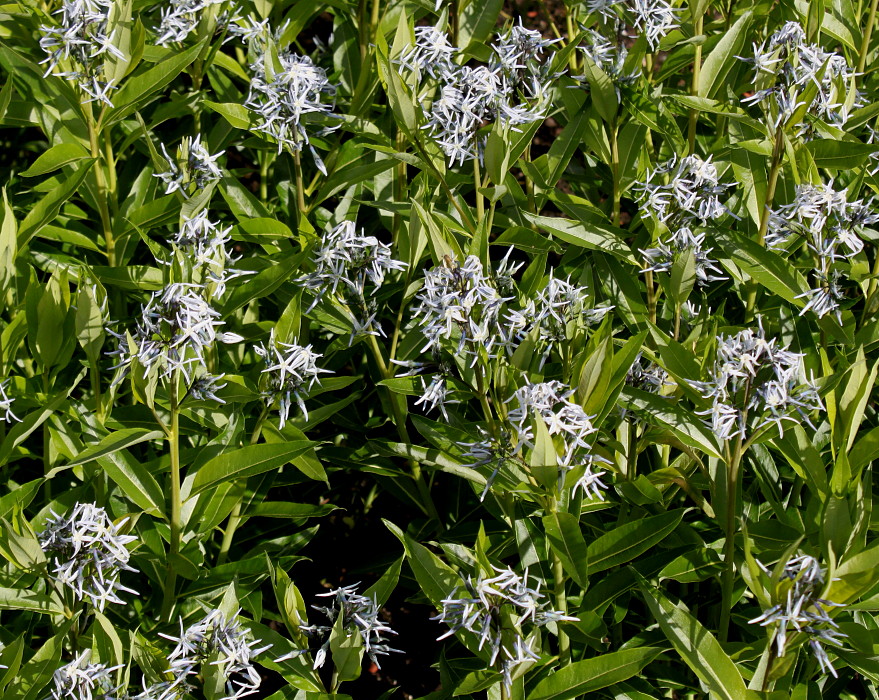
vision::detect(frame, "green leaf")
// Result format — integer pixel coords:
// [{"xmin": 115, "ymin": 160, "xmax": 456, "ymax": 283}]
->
[
  {"xmin": 659, "ymin": 549, "xmax": 723, "ymax": 583},
  {"xmin": 636, "ymin": 577, "xmax": 748, "ymax": 700},
  {"xmin": 47, "ymin": 428, "xmax": 164, "ymax": 474},
  {"xmin": 524, "ymin": 213, "xmax": 637, "ymax": 264},
  {"xmin": 190, "ymin": 441, "xmax": 316, "ymax": 495},
  {"xmin": 330, "ymin": 612, "xmax": 363, "ymax": 682},
  {"xmin": 714, "ymin": 229, "xmax": 810, "ymax": 306},
  {"xmin": 530, "ymin": 412, "xmax": 559, "ymax": 490},
  {"xmin": 580, "ymin": 56, "xmax": 617, "ymax": 123},
  {"xmin": 17, "ymin": 163, "xmax": 94, "ymax": 248},
  {"xmin": 528, "ymin": 647, "xmax": 663, "ymax": 700},
  {"xmin": 543, "ymin": 512, "xmax": 589, "ymax": 588},
  {"xmin": 0, "ymin": 588, "xmax": 62, "ymax": 614},
  {"xmin": 246, "ymin": 502, "xmax": 337, "ymax": 519},
  {"xmin": 98, "ymin": 451, "xmax": 166, "ymax": 516},
  {"xmin": 806, "ymin": 139, "xmax": 879, "ymax": 168},
  {"xmin": 365, "ymin": 555, "xmax": 403, "ymax": 608},
  {"xmin": 772, "ymin": 426, "xmax": 829, "ymax": 499},
  {"xmin": 384, "ymin": 520, "xmax": 460, "ymax": 606},
  {"xmin": 669, "ymin": 248, "xmax": 696, "ymax": 306},
  {"xmin": 587, "ymin": 510, "xmax": 685, "ymax": 574},
  {"xmin": 21, "ymin": 142, "xmax": 91, "ymax": 178},
  {"xmin": 698, "ymin": 11, "xmax": 753, "ymax": 99},
  {"xmin": 204, "ymin": 100, "xmax": 252, "ymax": 129},
  {"xmin": 619, "ymin": 387, "xmax": 723, "ymax": 459},
  {"xmin": 105, "ymin": 40, "xmax": 206, "ymax": 124},
  {"xmin": 7, "ymin": 623, "xmax": 71, "ymax": 700},
  {"xmin": 458, "ymin": 0, "xmax": 504, "ymax": 50}
]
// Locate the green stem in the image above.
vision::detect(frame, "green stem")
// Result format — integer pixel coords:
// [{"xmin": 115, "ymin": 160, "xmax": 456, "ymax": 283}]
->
[
  {"xmin": 260, "ymin": 153, "xmax": 269, "ymax": 204},
  {"xmin": 393, "ymin": 129, "xmax": 406, "ymax": 245},
  {"xmin": 687, "ymin": 15, "xmax": 704, "ymax": 155},
  {"xmin": 719, "ymin": 433, "xmax": 745, "ymax": 642},
  {"xmin": 861, "ymin": 249, "xmax": 879, "ymax": 321},
  {"xmin": 859, "ymin": 0, "xmax": 879, "ymax": 78},
  {"xmin": 473, "ymin": 156, "xmax": 485, "ymax": 223},
  {"xmin": 293, "ymin": 150, "xmax": 306, "ymax": 228},
  {"xmin": 550, "ymin": 499, "xmax": 571, "ymax": 663},
  {"xmin": 90, "ymin": 360, "xmax": 104, "ymax": 424},
  {"xmin": 161, "ymin": 376, "xmax": 181, "ymax": 622},
  {"xmin": 366, "ymin": 334, "xmax": 439, "ymax": 520},
  {"xmin": 745, "ymin": 126, "xmax": 784, "ymax": 321},
  {"xmin": 610, "ymin": 120, "xmax": 621, "ymax": 226},
  {"xmin": 217, "ymin": 406, "xmax": 269, "ymax": 566},
  {"xmin": 566, "ymin": 9, "xmax": 578, "ymax": 72},
  {"xmin": 42, "ymin": 370, "xmax": 51, "ymax": 502},
  {"xmin": 524, "ymin": 144, "xmax": 537, "ymax": 215},
  {"xmin": 412, "ymin": 137, "xmax": 477, "ymax": 235},
  {"xmin": 87, "ymin": 108, "xmax": 116, "ymax": 267},
  {"xmin": 645, "ymin": 269, "xmax": 657, "ymax": 324}
]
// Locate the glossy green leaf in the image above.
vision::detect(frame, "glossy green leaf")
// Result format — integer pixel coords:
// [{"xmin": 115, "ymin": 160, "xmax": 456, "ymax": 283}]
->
[
  {"xmin": 528, "ymin": 647, "xmax": 663, "ymax": 700},
  {"xmin": 587, "ymin": 510, "xmax": 685, "ymax": 574},
  {"xmin": 190, "ymin": 441, "xmax": 316, "ymax": 495}
]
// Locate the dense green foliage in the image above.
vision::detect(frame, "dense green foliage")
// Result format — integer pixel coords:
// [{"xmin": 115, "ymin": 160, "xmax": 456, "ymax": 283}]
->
[{"xmin": 2, "ymin": 0, "xmax": 879, "ymax": 698}]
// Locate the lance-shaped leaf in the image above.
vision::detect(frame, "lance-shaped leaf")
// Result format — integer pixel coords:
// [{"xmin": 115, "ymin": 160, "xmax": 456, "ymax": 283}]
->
[
  {"xmin": 190, "ymin": 441, "xmax": 316, "ymax": 495},
  {"xmin": 636, "ymin": 575, "xmax": 749, "ymax": 700}
]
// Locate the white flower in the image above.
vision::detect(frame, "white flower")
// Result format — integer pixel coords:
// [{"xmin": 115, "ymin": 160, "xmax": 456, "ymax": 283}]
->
[
  {"xmin": 169, "ymin": 211, "xmax": 249, "ymax": 297},
  {"xmin": 629, "ymin": 0, "xmax": 679, "ymax": 49},
  {"xmin": 396, "ymin": 26, "xmax": 458, "ymax": 80},
  {"xmin": 108, "ymin": 283, "xmax": 239, "ymax": 384},
  {"xmin": 399, "ymin": 22, "xmax": 554, "ymax": 166},
  {"xmin": 507, "ymin": 272, "xmax": 613, "ymax": 361},
  {"xmin": 255, "ymin": 330, "xmax": 331, "ymax": 426},
  {"xmin": 412, "ymin": 255, "xmax": 509, "ymax": 361},
  {"xmin": 50, "ymin": 650, "xmax": 122, "ymax": 700},
  {"xmin": 0, "ymin": 379, "xmax": 20, "ymax": 423},
  {"xmin": 434, "ymin": 566, "xmax": 576, "ymax": 688},
  {"xmin": 740, "ymin": 21, "xmax": 860, "ymax": 134},
  {"xmin": 155, "ymin": 135, "xmax": 223, "ymax": 197},
  {"xmin": 414, "ymin": 374, "xmax": 457, "ymax": 421},
  {"xmin": 38, "ymin": 0, "xmax": 122, "ymax": 106},
  {"xmin": 39, "ymin": 503, "xmax": 138, "ymax": 612},
  {"xmin": 155, "ymin": 0, "xmax": 226, "ymax": 45},
  {"xmin": 188, "ymin": 373, "xmax": 227, "ymax": 403},
  {"xmin": 300, "ymin": 584, "xmax": 401, "ymax": 670},
  {"xmin": 636, "ymin": 154, "xmax": 734, "ymax": 226},
  {"xmin": 245, "ymin": 45, "xmax": 338, "ymax": 172},
  {"xmin": 505, "ymin": 381, "xmax": 608, "ymax": 496},
  {"xmin": 298, "ymin": 221, "xmax": 407, "ymax": 312},
  {"xmin": 767, "ymin": 182, "xmax": 876, "ymax": 321},
  {"xmin": 159, "ymin": 609, "xmax": 271, "ymax": 700},
  {"xmin": 749, "ymin": 555, "xmax": 846, "ymax": 677},
  {"xmin": 689, "ymin": 322, "xmax": 823, "ymax": 441}
]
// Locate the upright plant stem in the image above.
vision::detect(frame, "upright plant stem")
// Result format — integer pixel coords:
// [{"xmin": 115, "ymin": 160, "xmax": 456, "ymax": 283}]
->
[
  {"xmin": 611, "ymin": 120, "xmax": 622, "ymax": 227},
  {"xmin": 719, "ymin": 434, "xmax": 745, "ymax": 642},
  {"xmin": 549, "ymin": 499, "xmax": 571, "ymax": 663},
  {"xmin": 161, "ymin": 377, "xmax": 181, "ymax": 622},
  {"xmin": 473, "ymin": 157, "xmax": 485, "ymax": 223},
  {"xmin": 366, "ymin": 334, "xmax": 439, "ymax": 520},
  {"xmin": 42, "ymin": 371, "xmax": 51, "ymax": 502},
  {"xmin": 745, "ymin": 127, "xmax": 784, "ymax": 321},
  {"xmin": 859, "ymin": 0, "xmax": 879, "ymax": 78},
  {"xmin": 293, "ymin": 150, "xmax": 306, "ymax": 227},
  {"xmin": 87, "ymin": 108, "xmax": 116, "ymax": 267},
  {"xmin": 260, "ymin": 153, "xmax": 269, "ymax": 204},
  {"xmin": 687, "ymin": 14, "xmax": 704, "ymax": 155},
  {"xmin": 645, "ymin": 269, "xmax": 657, "ymax": 324},
  {"xmin": 566, "ymin": 10, "xmax": 579, "ymax": 72},
  {"xmin": 217, "ymin": 407, "xmax": 269, "ymax": 566}
]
